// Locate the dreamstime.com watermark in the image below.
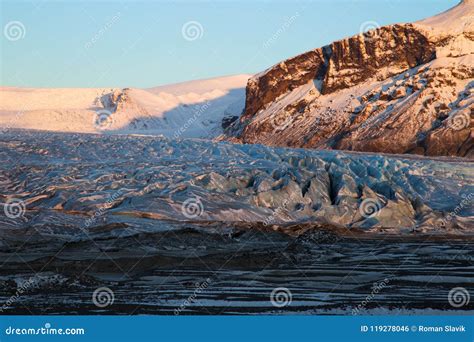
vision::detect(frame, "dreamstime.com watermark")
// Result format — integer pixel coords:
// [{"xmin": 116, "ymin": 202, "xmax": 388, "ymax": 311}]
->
[
  {"xmin": 437, "ymin": 192, "xmax": 473, "ymax": 228},
  {"xmin": 4, "ymin": 323, "xmax": 85, "ymax": 336},
  {"xmin": 0, "ymin": 277, "xmax": 40, "ymax": 313},
  {"xmin": 84, "ymin": 12, "xmax": 121, "ymax": 49},
  {"xmin": 173, "ymin": 101, "xmax": 211, "ymax": 139},
  {"xmin": 0, "ymin": 110, "xmax": 26, "ymax": 133},
  {"xmin": 262, "ymin": 192, "xmax": 300, "ymax": 226},
  {"xmin": 352, "ymin": 278, "xmax": 390, "ymax": 315},
  {"xmin": 262, "ymin": 12, "xmax": 300, "ymax": 49},
  {"xmin": 174, "ymin": 278, "xmax": 212, "ymax": 315},
  {"xmin": 84, "ymin": 190, "xmax": 123, "ymax": 228}
]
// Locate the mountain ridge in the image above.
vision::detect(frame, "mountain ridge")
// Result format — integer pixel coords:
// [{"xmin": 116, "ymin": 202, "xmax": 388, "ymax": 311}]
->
[
  {"xmin": 0, "ymin": 75, "xmax": 250, "ymax": 138},
  {"xmin": 223, "ymin": 0, "xmax": 473, "ymax": 158}
]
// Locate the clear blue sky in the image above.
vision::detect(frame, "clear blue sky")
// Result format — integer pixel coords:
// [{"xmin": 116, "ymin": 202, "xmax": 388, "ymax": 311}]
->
[{"xmin": 1, "ymin": 0, "xmax": 459, "ymax": 88}]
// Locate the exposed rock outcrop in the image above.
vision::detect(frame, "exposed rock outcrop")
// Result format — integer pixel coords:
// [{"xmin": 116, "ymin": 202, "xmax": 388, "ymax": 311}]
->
[{"xmin": 226, "ymin": 0, "xmax": 473, "ymax": 158}]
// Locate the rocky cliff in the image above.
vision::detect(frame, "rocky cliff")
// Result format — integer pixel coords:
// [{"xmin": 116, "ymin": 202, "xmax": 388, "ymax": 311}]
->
[{"xmin": 225, "ymin": 0, "xmax": 473, "ymax": 158}]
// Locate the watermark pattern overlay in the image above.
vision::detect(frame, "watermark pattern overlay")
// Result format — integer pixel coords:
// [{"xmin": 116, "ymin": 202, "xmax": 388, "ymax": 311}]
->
[
  {"xmin": 359, "ymin": 20, "xmax": 381, "ymax": 41},
  {"xmin": 84, "ymin": 12, "xmax": 121, "ymax": 49},
  {"xmin": 262, "ymin": 12, "xmax": 300, "ymax": 50},
  {"xmin": 447, "ymin": 109, "xmax": 471, "ymax": 131},
  {"xmin": 181, "ymin": 196, "xmax": 204, "ymax": 219},
  {"xmin": 0, "ymin": 110, "xmax": 26, "ymax": 133},
  {"xmin": 0, "ymin": 277, "xmax": 40, "ymax": 313},
  {"xmin": 93, "ymin": 109, "xmax": 114, "ymax": 130},
  {"xmin": 262, "ymin": 192, "xmax": 300, "ymax": 226},
  {"xmin": 3, "ymin": 198, "xmax": 26, "ymax": 219},
  {"xmin": 3, "ymin": 21, "xmax": 26, "ymax": 41},
  {"xmin": 448, "ymin": 287, "xmax": 470, "ymax": 308},
  {"xmin": 1, "ymin": 0, "xmax": 473, "ymax": 322},
  {"xmin": 359, "ymin": 198, "xmax": 382, "ymax": 218},
  {"xmin": 174, "ymin": 278, "xmax": 212, "ymax": 315},
  {"xmin": 271, "ymin": 114, "xmax": 293, "ymax": 131},
  {"xmin": 437, "ymin": 192, "xmax": 473, "ymax": 228},
  {"xmin": 173, "ymin": 101, "xmax": 211, "ymax": 139},
  {"xmin": 181, "ymin": 21, "xmax": 204, "ymax": 41},
  {"xmin": 270, "ymin": 287, "xmax": 292, "ymax": 308},
  {"xmin": 352, "ymin": 278, "xmax": 390, "ymax": 315},
  {"xmin": 92, "ymin": 287, "xmax": 115, "ymax": 308},
  {"xmin": 84, "ymin": 190, "xmax": 122, "ymax": 228}
]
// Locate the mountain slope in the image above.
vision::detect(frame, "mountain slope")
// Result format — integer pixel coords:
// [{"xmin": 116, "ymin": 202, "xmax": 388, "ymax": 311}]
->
[
  {"xmin": 0, "ymin": 75, "xmax": 249, "ymax": 138},
  {"xmin": 224, "ymin": 0, "xmax": 473, "ymax": 158}
]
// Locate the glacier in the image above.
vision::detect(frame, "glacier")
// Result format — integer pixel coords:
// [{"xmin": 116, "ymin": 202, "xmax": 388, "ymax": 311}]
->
[
  {"xmin": 0, "ymin": 131, "xmax": 473, "ymax": 314},
  {"xmin": 0, "ymin": 130, "xmax": 472, "ymax": 235}
]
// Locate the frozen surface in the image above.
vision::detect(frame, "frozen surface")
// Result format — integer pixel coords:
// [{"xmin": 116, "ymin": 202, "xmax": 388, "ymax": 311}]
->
[
  {"xmin": 0, "ymin": 131, "xmax": 472, "ymax": 314},
  {"xmin": 0, "ymin": 130, "xmax": 472, "ymax": 234}
]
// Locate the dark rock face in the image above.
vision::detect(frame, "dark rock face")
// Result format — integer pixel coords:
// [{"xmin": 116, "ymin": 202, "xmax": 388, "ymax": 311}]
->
[
  {"xmin": 423, "ymin": 109, "xmax": 474, "ymax": 157},
  {"xmin": 322, "ymin": 25, "xmax": 435, "ymax": 93},
  {"xmin": 221, "ymin": 115, "xmax": 239, "ymax": 130},
  {"xmin": 243, "ymin": 49, "xmax": 328, "ymax": 120},
  {"xmin": 242, "ymin": 25, "xmax": 436, "ymax": 120}
]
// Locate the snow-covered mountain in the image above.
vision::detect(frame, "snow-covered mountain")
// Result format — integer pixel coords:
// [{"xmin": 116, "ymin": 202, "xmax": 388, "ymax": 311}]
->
[
  {"xmin": 0, "ymin": 74, "xmax": 249, "ymax": 138},
  {"xmin": 224, "ymin": 0, "xmax": 473, "ymax": 158}
]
